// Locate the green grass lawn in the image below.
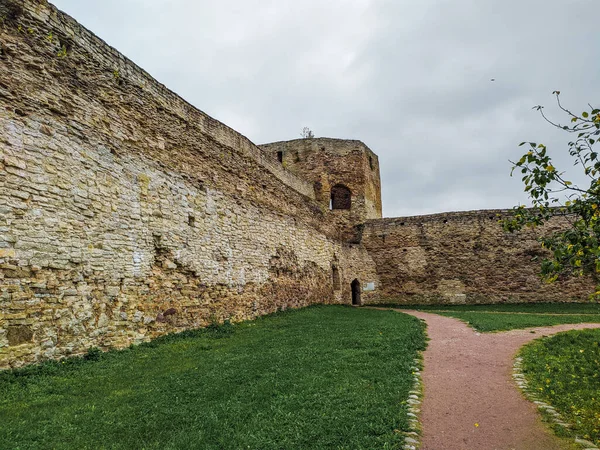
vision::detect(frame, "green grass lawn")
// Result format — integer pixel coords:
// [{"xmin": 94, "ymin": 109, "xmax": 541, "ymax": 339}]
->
[
  {"xmin": 520, "ymin": 329, "xmax": 600, "ymax": 446},
  {"xmin": 392, "ymin": 303, "xmax": 600, "ymax": 332},
  {"xmin": 430, "ymin": 311, "xmax": 600, "ymax": 332},
  {"xmin": 399, "ymin": 303, "xmax": 600, "ymax": 314},
  {"xmin": 0, "ymin": 306, "xmax": 426, "ymax": 450}
]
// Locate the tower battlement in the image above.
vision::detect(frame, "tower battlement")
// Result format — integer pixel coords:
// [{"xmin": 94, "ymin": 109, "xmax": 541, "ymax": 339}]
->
[{"xmin": 260, "ymin": 138, "xmax": 382, "ymax": 238}]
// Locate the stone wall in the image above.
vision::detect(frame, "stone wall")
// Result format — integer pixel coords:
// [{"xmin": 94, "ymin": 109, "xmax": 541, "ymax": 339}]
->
[
  {"xmin": 360, "ymin": 210, "xmax": 595, "ymax": 304},
  {"xmin": 0, "ymin": 0, "xmax": 595, "ymax": 370},
  {"xmin": 260, "ymin": 138, "xmax": 382, "ymax": 240},
  {"xmin": 0, "ymin": 0, "xmax": 377, "ymax": 368}
]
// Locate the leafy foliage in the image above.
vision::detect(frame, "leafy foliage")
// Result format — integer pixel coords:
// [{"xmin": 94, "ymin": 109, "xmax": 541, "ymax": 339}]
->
[
  {"xmin": 520, "ymin": 329, "xmax": 600, "ymax": 446},
  {"xmin": 504, "ymin": 93, "xmax": 600, "ymax": 294},
  {"xmin": 56, "ymin": 44, "xmax": 67, "ymax": 58}
]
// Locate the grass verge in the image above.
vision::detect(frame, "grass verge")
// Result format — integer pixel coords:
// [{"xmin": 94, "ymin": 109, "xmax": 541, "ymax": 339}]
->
[
  {"xmin": 387, "ymin": 303, "xmax": 600, "ymax": 332},
  {"xmin": 0, "ymin": 305, "xmax": 426, "ymax": 450},
  {"xmin": 395, "ymin": 303, "xmax": 600, "ymax": 314},
  {"xmin": 519, "ymin": 329, "xmax": 600, "ymax": 447},
  {"xmin": 430, "ymin": 311, "xmax": 600, "ymax": 332}
]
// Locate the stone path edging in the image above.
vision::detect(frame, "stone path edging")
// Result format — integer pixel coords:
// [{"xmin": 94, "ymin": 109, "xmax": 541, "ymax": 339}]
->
[
  {"xmin": 513, "ymin": 355, "xmax": 600, "ymax": 450},
  {"xmin": 402, "ymin": 345, "xmax": 425, "ymax": 450},
  {"xmin": 396, "ymin": 309, "xmax": 600, "ymax": 449}
]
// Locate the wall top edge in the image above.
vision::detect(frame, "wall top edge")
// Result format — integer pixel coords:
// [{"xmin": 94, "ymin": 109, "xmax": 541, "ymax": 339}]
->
[
  {"xmin": 259, "ymin": 138, "xmax": 377, "ymax": 156},
  {"xmin": 13, "ymin": 0, "xmax": 316, "ymax": 199},
  {"xmin": 365, "ymin": 206, "xmax": 565, "ymax": 225}
]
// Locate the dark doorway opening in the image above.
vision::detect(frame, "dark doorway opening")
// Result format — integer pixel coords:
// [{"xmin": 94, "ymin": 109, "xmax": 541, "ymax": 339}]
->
[{"xmin": 351, "ymin": 279, "xmax": 361, "ymax": 306}]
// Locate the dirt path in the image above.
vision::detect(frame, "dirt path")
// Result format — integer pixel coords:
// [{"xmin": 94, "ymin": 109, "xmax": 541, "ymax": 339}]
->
[{"xmin": 403, "ymin": 310, "xmax": 600, "ymax": 450}]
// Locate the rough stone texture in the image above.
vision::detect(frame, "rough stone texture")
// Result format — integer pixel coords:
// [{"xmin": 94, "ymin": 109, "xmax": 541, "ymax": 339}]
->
[
  {"xmin": 0, "ymin": 0, "xmax": 593, "ymax": 369},
  {"xmin": 0, "ymin": 0, "xmax": 379, "ymax": 368},
  {"xmin": 260, "ymin": 138, "xmax": 382, "ymax": 241},
  {"xmin": 361, "ymin": 210, "xmax": 595, "ymax": 304}
]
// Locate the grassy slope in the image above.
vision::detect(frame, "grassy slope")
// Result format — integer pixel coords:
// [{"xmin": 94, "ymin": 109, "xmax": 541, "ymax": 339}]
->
[
  {"xmin": 520, "ymin": 329, "xmax": 600, "ymax": 446},
  {"xmin": 0, "ymin": 306, "xmax": 426, "ymax": 450}
]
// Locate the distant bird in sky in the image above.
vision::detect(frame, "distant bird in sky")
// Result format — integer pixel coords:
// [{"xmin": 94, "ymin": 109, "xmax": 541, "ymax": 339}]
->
[{"xmin": 490, "ymin": 78, "xmax": 495, "ymax": 81}]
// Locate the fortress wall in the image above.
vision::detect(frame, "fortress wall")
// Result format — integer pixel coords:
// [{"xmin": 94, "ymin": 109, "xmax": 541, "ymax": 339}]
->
[
  {"xmin": 3, "ymin": 0, "xmax": 316, "ymax": 206},
  {"xmin": 0, "ymin": 0, "xmax": 376, "ymax": 368},
  {"xmin": 260, "ymin": 139, "xmax": 382, "ymax": 241},
  {"xmin": 260, "ymin": 139, "xmax": 382, "ymax": 218},
  {"xmin": 361, "ymin": 210, "xmax": 595, "ymax": 304},
  {"xmin": 339, "ymin": 243, "xmax": 381, "ymax": 304}
]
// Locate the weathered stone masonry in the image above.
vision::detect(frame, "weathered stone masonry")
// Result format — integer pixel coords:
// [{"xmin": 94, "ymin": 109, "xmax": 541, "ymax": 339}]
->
[
  {"xmin": 260, "ymin": 138, "xmax": 382, "ymax": 241},
  {"xmin": 0, "ymin": 0, "xmax": 379, "ymax": 368},
  {"xmin": 0, "ymin": 0, "xmax": 591, "ymax": 369},
  {"xmin": 361, "ymin": 211, "xmax": 594, "ymax": 304}
]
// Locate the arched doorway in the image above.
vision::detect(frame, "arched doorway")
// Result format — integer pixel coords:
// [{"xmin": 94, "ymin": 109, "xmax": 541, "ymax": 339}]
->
[
  {"xmin": 330, "ymin": 184, "xmax": 352, "ymax": 210},
  {"xmin": 351, "ymin": 279, "xmax": 361, "ymax": 306}
]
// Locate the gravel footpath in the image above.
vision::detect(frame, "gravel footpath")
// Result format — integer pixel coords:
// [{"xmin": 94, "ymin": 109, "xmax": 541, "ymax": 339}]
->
[{"xmin": 402, "ymin": 310, "xmax": 600, "ymax": 450}]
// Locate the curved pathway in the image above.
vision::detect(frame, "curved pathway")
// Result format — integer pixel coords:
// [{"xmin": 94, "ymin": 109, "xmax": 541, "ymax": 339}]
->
[{"xmin": 403, "ymin": 310, "xmax": 600, "ymax": 450}]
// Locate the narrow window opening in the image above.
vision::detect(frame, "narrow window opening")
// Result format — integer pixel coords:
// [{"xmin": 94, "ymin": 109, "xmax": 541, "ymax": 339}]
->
[
  {"xmin": 188, "ymin": 215, "xmax": 196, "ymax": 227},
  {"xmin": 277, "ymin": 151, "xmax": 283, "ymax": 163},
  {"xmin": 369, "ymin": 155, "xmax": 374, "ymax": 170},
  {"xmin": 332, "ymin": 267, "xmax": 341, "ymax": 291}
]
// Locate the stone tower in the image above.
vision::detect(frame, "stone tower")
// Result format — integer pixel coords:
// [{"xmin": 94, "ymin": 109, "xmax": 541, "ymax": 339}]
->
[{"xmin": 260, "ymin": 138, "xmax": 383, "ymax": 240}]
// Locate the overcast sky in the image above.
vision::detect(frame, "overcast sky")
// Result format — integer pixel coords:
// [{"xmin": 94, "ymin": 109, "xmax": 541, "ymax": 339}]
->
[{"xmin": 51, "ymin": 0, "xmax": 599, "ymax": 218}]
